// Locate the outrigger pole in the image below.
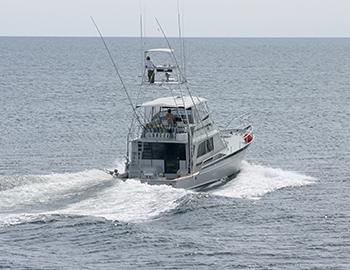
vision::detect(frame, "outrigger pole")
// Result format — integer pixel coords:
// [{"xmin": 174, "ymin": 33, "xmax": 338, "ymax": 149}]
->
[
  {"xmin": 139, "ymin": 11, "xmax": 144, "ymax": 77},
  {"xmin": 154, "ymin": 17, "xmax": 210, "ymax": 132},
  {"xmin": 155, "ymin": 17, "xmax": 214, "ymax": 173},
  {"xmin": 90, "ymin": 17, "xmax": 144, "ymax": 128},
  {"xmin": 177, "ymin": 0, "xmax": 186, "ymax": 80}
]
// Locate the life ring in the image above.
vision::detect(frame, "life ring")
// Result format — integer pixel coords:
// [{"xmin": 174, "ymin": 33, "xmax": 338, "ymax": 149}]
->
[{"xmin": 243, "ymin": 133, "xmax": 253, "ymax": 143}]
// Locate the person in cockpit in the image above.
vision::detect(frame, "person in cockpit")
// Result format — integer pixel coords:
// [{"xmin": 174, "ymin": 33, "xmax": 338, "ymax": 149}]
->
[{"xmin": 165, "ymin": 109, "xmax": 176, "ymax": 126}]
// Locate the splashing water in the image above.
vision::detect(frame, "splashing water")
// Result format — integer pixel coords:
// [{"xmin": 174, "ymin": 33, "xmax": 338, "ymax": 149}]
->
[
  {"xmin": 212, "ymin": 161, "xmax": 315, "ymax": 199},
  {"xmin": 0, "ymin": 169, "xmax": 112, "ymax": 211},
  {"xmin": 59, "ymin": 179, "xmax": 189, "ymax": 222},
  {"xmin": 0, "ymin": 162, "xmax": 315, "ymax": 226},
  {"xmin": 0, "ymin": 169, "xmax": 189, "ymax": 225}
]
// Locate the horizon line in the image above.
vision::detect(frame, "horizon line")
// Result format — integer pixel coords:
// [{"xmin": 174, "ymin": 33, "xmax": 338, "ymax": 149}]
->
[{"xmin": 1, "ymin": 35, "xmax": 350, "ymax": 39}]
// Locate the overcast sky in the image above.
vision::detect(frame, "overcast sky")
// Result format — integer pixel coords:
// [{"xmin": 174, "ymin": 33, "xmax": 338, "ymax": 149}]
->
[{"xmin": 1, "ymin": 0, "xmax": 349, "ymax": 37}]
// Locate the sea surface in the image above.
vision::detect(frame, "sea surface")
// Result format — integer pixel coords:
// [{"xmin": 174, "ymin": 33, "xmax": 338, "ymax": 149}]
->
[{"xmin": 0, "ymin": 37, "xmax": 349, "ymax": 269}]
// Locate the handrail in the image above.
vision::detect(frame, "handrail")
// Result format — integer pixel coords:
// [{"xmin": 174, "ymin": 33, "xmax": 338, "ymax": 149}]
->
[
  {"xmin": 222, "ymin": 112, "xmax": 252, "ymax": 130},
  {"xmin": 221, "ymin": 125, "xmax": 252, "ymax": 135}
]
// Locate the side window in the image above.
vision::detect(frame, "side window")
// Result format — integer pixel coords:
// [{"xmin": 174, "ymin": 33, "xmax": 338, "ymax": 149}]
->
[
  {"xmin": 195, "ymin": 102, "xmax": 209, "ymax": 122},
  {"xmin": 197, "ymin": 137, "xmax": 214, "ymax": 158}
]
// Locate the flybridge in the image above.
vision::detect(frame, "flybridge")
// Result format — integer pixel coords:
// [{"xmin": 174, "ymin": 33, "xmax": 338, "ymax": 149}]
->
[{"xmin": 142, "ymin": 48, "xmax": 185, "ymax": 85}]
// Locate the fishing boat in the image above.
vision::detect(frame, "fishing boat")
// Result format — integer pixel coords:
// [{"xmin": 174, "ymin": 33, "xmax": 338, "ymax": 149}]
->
[
  {"xmin": 112, "ymin": 47, "xmax": 254, "ymax": 190},
  {"xmin": 91, "ymin": 17, "xmax": 254, "ymax": 190}
]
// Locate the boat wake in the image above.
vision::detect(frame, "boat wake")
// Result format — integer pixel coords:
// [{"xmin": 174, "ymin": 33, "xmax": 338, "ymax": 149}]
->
[
  {"xmin": 212, "ymin": 161, "xmax": 315, "ymax": 199},
  {"xmin": 0, "ymin": 162, "xmax": 315, "ymax": 226}
]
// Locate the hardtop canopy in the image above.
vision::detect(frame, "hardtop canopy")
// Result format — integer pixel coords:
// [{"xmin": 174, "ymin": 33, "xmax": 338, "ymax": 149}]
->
[
  {"xmin": 138, "ymin": 96, "xmax": 207, "ymax": 109},
  {"xmin": 144, "ymin": 48, "xmax": 174, "ymax": 54}
]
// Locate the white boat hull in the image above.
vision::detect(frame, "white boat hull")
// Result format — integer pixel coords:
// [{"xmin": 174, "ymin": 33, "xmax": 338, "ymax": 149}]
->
[{"xmin": 138, "ymin": 144, "xmax": 250, "ymax": 190}]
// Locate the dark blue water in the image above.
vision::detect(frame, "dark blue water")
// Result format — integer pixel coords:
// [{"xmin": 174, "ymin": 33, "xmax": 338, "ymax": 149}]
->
[{"xmin": 0, "ymin": 37, "xmax": 349, "ymax": 269}]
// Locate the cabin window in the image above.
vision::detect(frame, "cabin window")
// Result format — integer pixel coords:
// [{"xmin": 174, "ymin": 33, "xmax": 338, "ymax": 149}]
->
[
  {"xmin": 150, "ymin": 107, "xmax": 193, "ymax": 124},
  {"xmin": 176, "ymin": 108, "xmax": 193, "ymax": 124},
  {"xmin": 142, "ymin": 143, "xmax": 186, "ymax": 160},
  {"xmin": 197, "ymin": 137, "xmax": 214, "ymax": 157}
]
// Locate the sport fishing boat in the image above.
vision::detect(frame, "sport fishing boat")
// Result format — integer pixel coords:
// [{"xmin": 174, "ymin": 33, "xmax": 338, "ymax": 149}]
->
[{"xmin": 111, "ymin": 47, "xmax": 254, "ymax": 190}]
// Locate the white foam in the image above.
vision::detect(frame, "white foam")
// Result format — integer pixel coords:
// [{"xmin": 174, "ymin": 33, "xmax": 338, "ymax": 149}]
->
[
  {"xmin": 212, "ymin": 161, "xmax": 315, "ymax": 199},
  {"xmin": 0, "ymin": 169, "xmax": 189, "ymax": 225},
  {"xmin": 0, "ymin": 169, "xmax": 111, "ymax": 210},
  {"xmin": 0, "ymin": 161, "xmax": 315, "ymax": 226},
  {"xmin": 59, "ymin": 179, "xmax": 188, "ymax": 222}
]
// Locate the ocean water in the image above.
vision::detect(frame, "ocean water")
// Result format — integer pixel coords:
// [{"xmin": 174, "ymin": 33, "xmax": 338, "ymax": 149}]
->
[{"xmin": 0, "ymin": 37, "xmax": 349, "ymax": 269}]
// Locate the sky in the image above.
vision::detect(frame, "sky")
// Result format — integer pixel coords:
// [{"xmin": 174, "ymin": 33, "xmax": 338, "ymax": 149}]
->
[{"xmin": 1, "ymin": 0, "xmax": 350, "ymax": 37}]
